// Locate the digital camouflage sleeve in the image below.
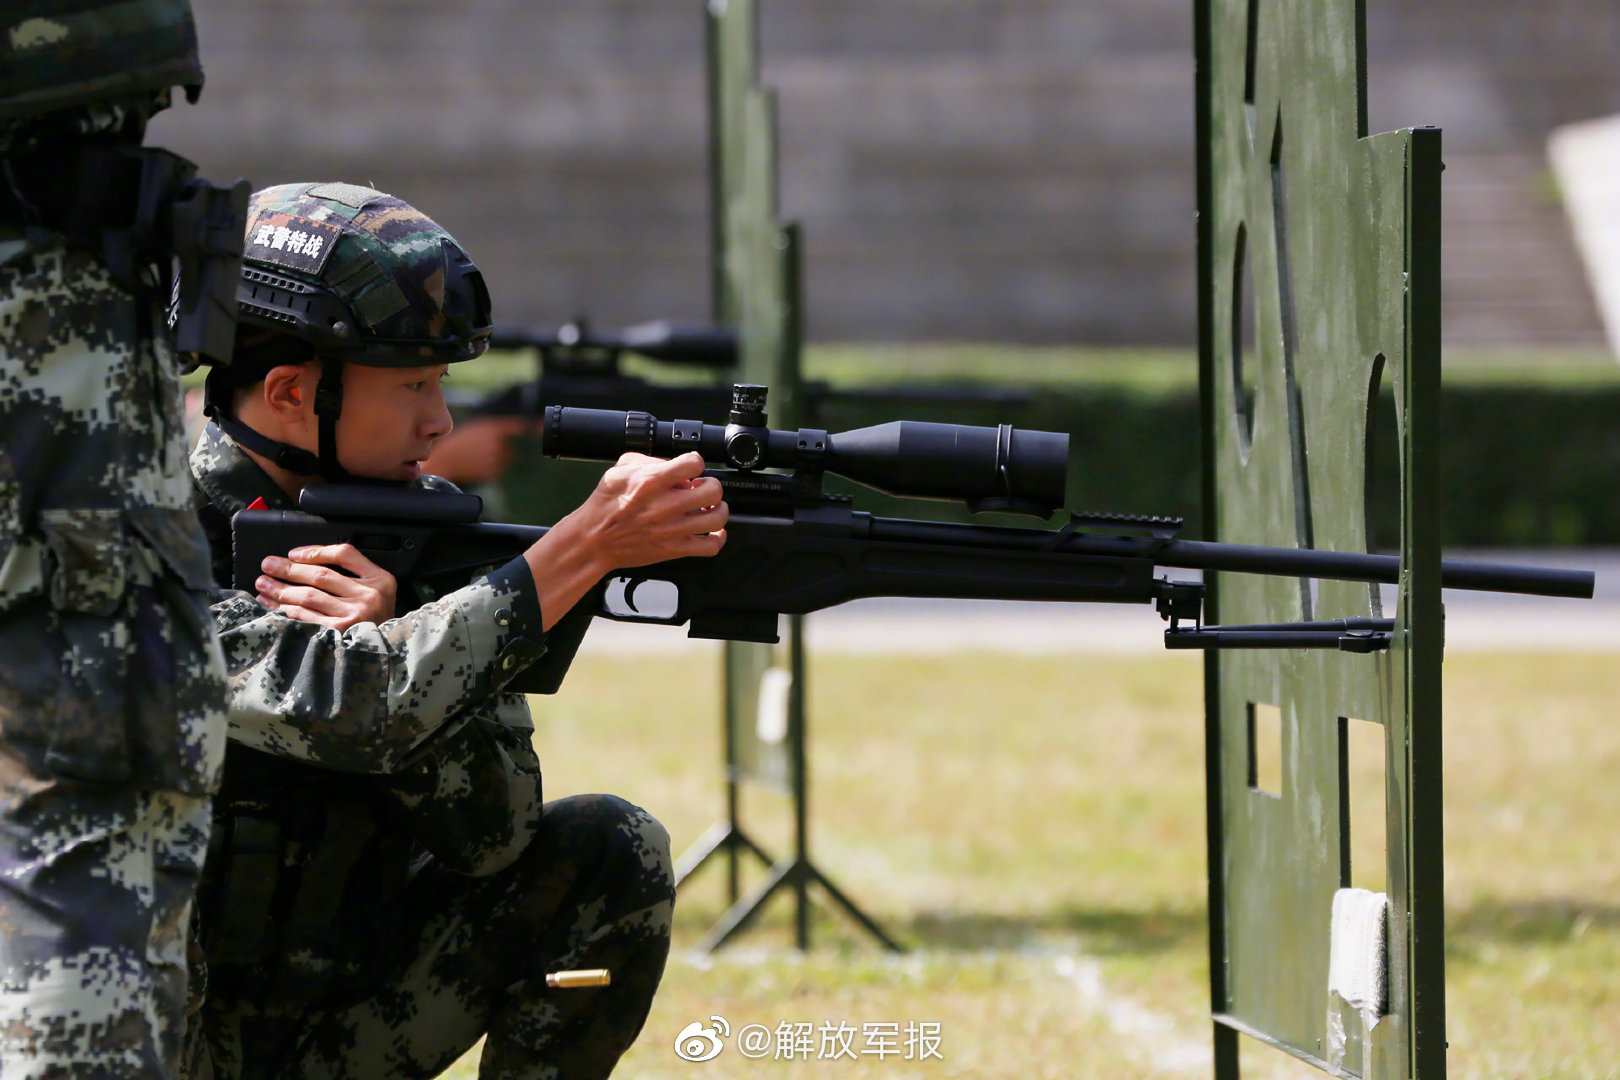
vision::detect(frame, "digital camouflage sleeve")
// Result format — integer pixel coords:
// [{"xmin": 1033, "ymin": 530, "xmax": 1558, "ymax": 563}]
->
[{"xmin": 0, "ymin": 233, "xmax": 229, "ymax": 1075}]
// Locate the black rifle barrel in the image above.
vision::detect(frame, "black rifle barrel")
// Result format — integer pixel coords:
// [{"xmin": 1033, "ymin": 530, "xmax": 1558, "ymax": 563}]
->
[
  {"xmin": 490, "ymin": 320, "xmax": 737, "ymax": 366},
  {"xmin": 865, "ymin": 519, "xmax": 1595, "ymax": 599},
  {"xmin": 1160, "ymin": 539, "xmax": 1593, "ymax": 598}
]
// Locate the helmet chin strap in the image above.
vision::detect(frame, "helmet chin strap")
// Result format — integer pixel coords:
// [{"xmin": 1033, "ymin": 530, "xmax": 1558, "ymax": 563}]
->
[
  {"xmin": 203, "ymin": 360, "xmax": 358, "ymax": 484},
  {"xmin": 311, "ymin": 356, "xmax": 350, "ymax": 482}
]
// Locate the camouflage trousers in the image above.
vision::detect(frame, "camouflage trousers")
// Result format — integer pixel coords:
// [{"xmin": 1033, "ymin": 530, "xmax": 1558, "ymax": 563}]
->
[
  {"xmin": 184, "ymin": 793, "xmax": 675, "ymax": 1080},
  {"xmin": 0, "ymin": 778, "xmax": 212, "ymax": 1079}
]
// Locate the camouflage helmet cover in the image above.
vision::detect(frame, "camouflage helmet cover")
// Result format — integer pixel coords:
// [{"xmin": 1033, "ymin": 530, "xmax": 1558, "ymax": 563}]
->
[
  {"xmin": 237, "ymin": 182, "xmax": 493, "ymax": 366},
  {"xmin": 0, "ymin": 0, "xmax": 204, "ymax": 123}
]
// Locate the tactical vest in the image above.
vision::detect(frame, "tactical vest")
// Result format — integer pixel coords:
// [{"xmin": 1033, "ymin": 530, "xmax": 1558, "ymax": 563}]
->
[
  {"xmin": 197, "ymin": 742, "xmax": 415, "ymax": 1006},
  {"xmin": 193, "ymin": 493, "xmax": 414, "ymax": 1007},
  {"xmin": 0, "ymin": 135, "xmax": 247, "ymax": 370}
]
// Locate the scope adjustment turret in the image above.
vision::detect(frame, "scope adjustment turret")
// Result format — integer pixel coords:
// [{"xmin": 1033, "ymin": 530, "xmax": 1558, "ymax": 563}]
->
[{"xmin": 725, "ymin": 383, "xmax": 770, "ymax": 469}]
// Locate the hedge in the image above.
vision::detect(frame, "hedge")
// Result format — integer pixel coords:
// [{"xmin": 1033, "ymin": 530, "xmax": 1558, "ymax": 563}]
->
[{"xmin": 496, "ymin": 380, "xmax": 1620, "ymax": 548}]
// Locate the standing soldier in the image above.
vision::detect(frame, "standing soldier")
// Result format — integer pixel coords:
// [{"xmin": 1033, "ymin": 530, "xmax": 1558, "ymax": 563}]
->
[{"xmin": 0, "ymin": 2, "xmax": 246, "ymax": 1077}]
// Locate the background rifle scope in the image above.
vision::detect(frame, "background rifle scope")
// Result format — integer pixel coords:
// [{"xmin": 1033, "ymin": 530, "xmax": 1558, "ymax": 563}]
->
[{"xmin": 542, "ymin": 384, "xmax": 1070, "ymax": 517}]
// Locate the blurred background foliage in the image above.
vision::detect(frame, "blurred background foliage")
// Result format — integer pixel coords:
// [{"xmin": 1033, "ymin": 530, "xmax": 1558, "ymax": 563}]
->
[{"xmin": 464, "ymin": 345, "xmax": 1620, "ymax": 547}]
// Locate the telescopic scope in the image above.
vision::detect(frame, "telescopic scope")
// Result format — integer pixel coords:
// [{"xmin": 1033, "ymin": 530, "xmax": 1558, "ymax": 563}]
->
[{"xmin": 542, "ymin": 383, "xmax": 1070, "ymax": 517}]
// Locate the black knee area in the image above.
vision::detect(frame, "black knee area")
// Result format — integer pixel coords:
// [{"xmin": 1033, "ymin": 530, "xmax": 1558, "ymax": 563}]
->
[{"xmin": 540, "ymin": 794, "xmax": 672, "ymax": 894}]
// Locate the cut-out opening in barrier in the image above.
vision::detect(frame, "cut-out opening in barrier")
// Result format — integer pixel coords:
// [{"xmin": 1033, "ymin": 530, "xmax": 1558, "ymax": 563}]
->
[
  {"xmin": 1339, "ymin": 715, "xmax": 1389, "ymax": 893},
  {"xmin": 1248, "ymin": 701, "xmax": 1284, "ymax": 797},
  {"xmin": 1231, "ymin": 223, "xmax": 1258, "ymax": 456}
]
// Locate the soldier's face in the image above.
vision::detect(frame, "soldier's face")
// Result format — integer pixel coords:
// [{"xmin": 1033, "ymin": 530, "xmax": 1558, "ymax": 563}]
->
[{"xmin": 333, "ymin": 362, "xmax": 455, "ymax": 483}]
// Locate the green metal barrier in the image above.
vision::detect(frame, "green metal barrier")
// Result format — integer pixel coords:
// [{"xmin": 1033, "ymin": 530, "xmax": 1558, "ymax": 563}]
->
[{"xmin": 1198, "ymin": 0, "xmax": 1445, "ymax": 1075}]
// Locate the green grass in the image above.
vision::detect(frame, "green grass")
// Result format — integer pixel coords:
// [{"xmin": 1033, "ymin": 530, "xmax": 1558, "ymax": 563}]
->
[
  {"xmin": 247, "ymin": 344, "xmax": 1607, "ymax": 397},
  {"xmin": 804, "ymin": 344, "xmax": 1198, "ymax": 393},
  {"xmin": 436, "ymin": 651, "xmax": 1620, "ymax": 1079},
  {"xmin": 1434, "ymin": 347, "xmax": 1620, "ymax": 387},
  {"xmin": 810, "ymin": 343, "xmax": 1620, "ymax": 391},
  {"xmin": 808, "ymin": 344, "xmax": 1620, "ymax": 391}
]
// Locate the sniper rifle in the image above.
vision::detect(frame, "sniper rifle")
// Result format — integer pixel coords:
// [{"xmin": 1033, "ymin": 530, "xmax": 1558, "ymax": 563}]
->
[{"xmin": 232, "ymin": 384, "xmax": 1595, "ymax": 692}]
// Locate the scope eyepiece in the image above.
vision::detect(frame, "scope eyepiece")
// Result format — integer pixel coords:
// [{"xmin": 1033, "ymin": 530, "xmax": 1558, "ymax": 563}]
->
[{"xmin": 542, "ymin": 384, "xmax": 1070, "ymax": 517}]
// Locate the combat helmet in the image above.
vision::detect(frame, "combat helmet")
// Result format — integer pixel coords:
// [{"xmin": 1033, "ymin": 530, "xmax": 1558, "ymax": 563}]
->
[
  {"xmin": 207, "ymin": 182, "xmax": 494, "ymax": 481},
  {"xmin": 0, "ymin": 0, "xmax": 204, "ymax": 125}
]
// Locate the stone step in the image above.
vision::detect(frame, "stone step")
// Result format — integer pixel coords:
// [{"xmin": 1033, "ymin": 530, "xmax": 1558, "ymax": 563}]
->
[{"xmin": 156, "ymin": 0, "xmax": 1615, "ymax": 347}]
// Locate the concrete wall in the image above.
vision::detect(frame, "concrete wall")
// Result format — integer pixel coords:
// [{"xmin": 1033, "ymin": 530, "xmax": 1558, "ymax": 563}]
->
[{"xmin": 149, "ymin": 0, "xmax": 1620, "ymax": 347}]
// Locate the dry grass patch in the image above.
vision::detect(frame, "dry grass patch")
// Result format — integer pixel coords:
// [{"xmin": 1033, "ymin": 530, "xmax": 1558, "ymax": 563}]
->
[{"xmin": 438, "ymin": 650, "xmax": 1617, "ymax": 1079}]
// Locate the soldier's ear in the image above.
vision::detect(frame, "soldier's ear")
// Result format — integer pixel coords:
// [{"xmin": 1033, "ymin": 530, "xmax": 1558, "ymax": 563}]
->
[{"xmin": 260, "ymin": 364, "xmax": 313, "ymax": 423}]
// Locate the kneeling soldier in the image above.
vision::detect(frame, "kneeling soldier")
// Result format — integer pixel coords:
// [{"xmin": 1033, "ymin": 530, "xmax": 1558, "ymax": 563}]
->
[{"xmin": 183, "ymin": 183, "xmax": 727, "ymax": 1079}]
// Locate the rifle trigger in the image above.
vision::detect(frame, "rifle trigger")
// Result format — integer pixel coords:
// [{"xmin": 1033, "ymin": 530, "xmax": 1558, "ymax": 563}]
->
[{"xmin": 623, "ymin": 576, "xmax": 645, "ymax": 614}]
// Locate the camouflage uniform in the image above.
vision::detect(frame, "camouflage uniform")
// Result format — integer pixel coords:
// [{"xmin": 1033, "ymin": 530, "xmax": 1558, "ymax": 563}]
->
[
  {"xmin": 182, "ymin": 423, "xmax": 674, "ymax": 1080},
  {"xmin": 0, "ymin": 132, "xmax": 227, "ymax": 1080},
  {"xmin": 0, "ymin": 4, "xmax": 239, "ymax": 1074}
]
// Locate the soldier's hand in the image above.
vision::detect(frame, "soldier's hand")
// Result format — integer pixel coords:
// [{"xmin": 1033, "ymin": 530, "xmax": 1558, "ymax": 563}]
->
[
  {"xmin": 577, "ymin": 451, "xmax": 729, "ymax": 568},
  {"xmin": 515, "ymin": 451, "xmax": 726, "ymax": 633},
  {"xmin": 256, "ymin": 543, "xmax": 399, "ymax": 631}
]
